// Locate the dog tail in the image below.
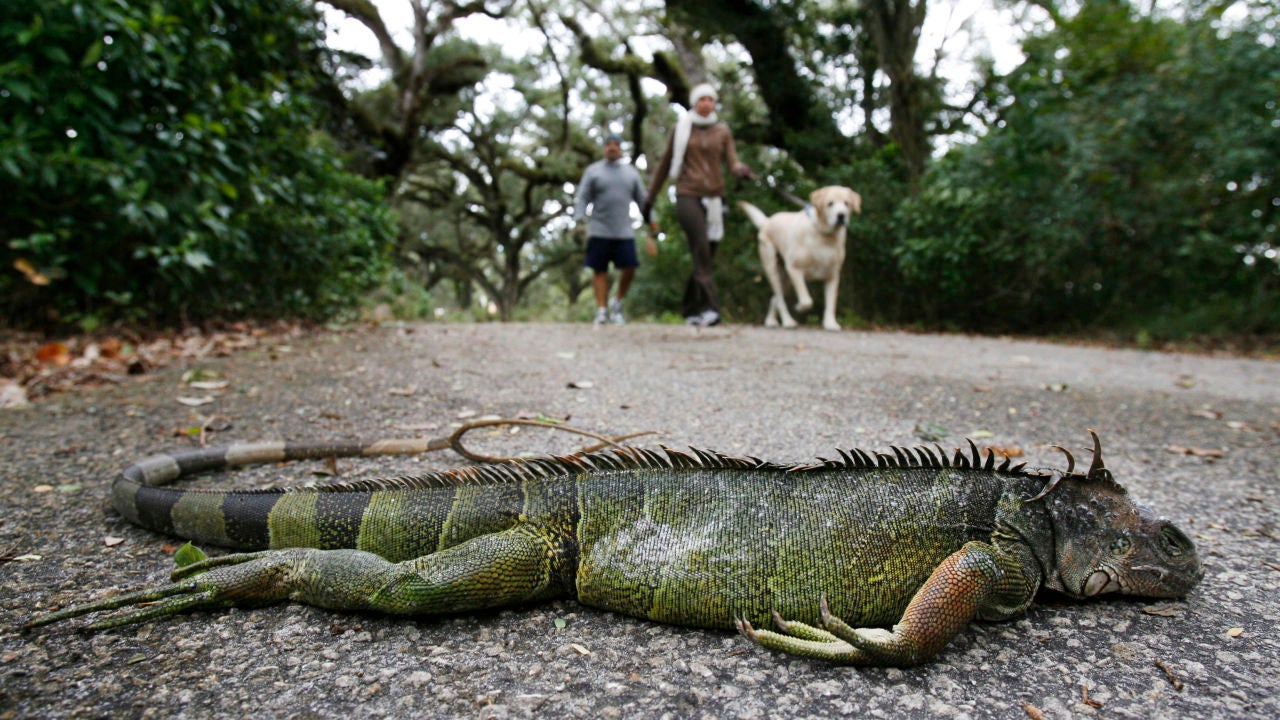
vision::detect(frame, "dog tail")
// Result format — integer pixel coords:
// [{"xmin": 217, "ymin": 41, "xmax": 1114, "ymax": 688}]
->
[{"xmin": 737, "ymin": 201, "xmax": 769, "ymax": 229}]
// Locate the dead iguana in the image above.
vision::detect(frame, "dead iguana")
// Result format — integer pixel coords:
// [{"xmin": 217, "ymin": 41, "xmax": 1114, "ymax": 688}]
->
[{"xmin": 26, "ymin": 430, "xmax": 1202, "ymax": 666}]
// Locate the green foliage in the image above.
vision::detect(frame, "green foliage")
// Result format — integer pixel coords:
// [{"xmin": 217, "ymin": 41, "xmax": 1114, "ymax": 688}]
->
[
  {"xmin": 890, "ymin": 0, "xmax": 1280, "ymax": 336},
  {"xmin": 0, "ymin": 0, "xmax": 394, "ymax": 330}
]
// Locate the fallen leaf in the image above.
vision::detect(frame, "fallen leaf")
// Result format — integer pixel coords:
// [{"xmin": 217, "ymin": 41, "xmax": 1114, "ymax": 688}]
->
[
  {"xmin": 1080, "ymin": 685, "xmax": 1103, "ymax": 709},
  {"xmin": 915, "ymin": 423, "xmax": 948, "ymax": 442},
  {"xmin": 566, "ymin": 380, "xmax": 595, "ymax": 389},
  {"xmin": 181, "ymin": 368, "xmax": 219, "ymax": 383},
  {"xmin": 13, "ymin": 554, "xmax": 42, "ymax": 562},
  {"xmin": 569, "ymin": 643, "xmax": 592, "ymax": 656},
  {"xmin": 1189, "ymin": 408, "xmax": 1221, "ymax": 420},
  {"xmin": 1226, "ymin": 627, "xmax": 1244, "ymax": 638},
  {"xmin": 0, "ymin": 379, "xmax": 28, "ymax": 408},
  {"xmin": 99, "ymin": 338, "xmax": 123, "ymax": 359},
  {"xmin": 985, "ymin": 445, "xmax": 1024, "ymax": 458},
  {"xmin": 970, "ymin": 430, "xmax": 994, "ymax": 439},
  {"xmin": 32, "ymin": 484, "xmax": 54, "ymax": 493},
  {"xmin": 1225, "ymin": 421, "xmax": 1250, "ymax": 431},
  {"xmin": 1141, "ymin": 605, "xmax": 1184, "ymax": 617},
  {"xmin": 103, "ymin": 536, "xmax": 126, "ymax": 547},
  {"xmin": 1165, "ymin": 445, "xmax": 1225, "ymax": 458},
  {"xmin": 1021, "ymin": 701, "xmax": 1047, "ymax": 720},
  {"xmin": 176, "ymin": 396, "xmax": 214, "ymax": 407},
  {"xmin": 388, "ymin": 385, "xmax": 417, "ymax": 397},
  {"xmin": 35, "ymin": 342, "xmax": 72, "ymax": 367},
  {"xmin": 187, "ymin": 380, "xmax": 230, "ymax": 390},
  {"xmin": 174, "ymin": 542, "xmax": 207, "ymax": 567},
  {"xmin": 1154, "ymin": 659, "xmax": 1184, "ymax": 691}
]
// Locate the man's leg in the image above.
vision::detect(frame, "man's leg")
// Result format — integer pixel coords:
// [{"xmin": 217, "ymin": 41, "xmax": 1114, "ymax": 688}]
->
[
  {"xmin": 593, "ymin": 272, "xmax": 610, "ymax": 308},
  {"xmin": 616, "ymin": 267, "xmax": 635, "ymax": 298}
]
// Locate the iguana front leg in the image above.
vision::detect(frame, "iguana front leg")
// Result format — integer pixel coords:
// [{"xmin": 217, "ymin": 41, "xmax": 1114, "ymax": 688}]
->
[
  {"xmin": 27, "ymin": 524, "xmax": 569, "ymax": 631},
  {"xmin": 738, "ymin": 541, "xmax": 1033, "ymax": 666}
]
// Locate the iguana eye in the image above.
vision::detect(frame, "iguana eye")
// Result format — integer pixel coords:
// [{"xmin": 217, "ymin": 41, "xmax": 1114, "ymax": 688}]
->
[
  {"xmin": 1160, "ymin": 525, "xmax": 1191, "ymax": 557},
  {"xmin": 1110, "ymin": 536, "xmax": 1131, "ymax": 555}
]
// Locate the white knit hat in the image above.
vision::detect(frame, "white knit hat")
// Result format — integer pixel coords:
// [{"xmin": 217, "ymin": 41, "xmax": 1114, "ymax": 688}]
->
[{"xmin": 689, "ymin": 83, "xmax": 718, "ymax": 106}]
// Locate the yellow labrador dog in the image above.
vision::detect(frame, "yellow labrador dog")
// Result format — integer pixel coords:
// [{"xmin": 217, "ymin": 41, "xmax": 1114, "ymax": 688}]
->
[{"xmin": 739, "ymin": 186, "xmax": 861, "ymax": 331}]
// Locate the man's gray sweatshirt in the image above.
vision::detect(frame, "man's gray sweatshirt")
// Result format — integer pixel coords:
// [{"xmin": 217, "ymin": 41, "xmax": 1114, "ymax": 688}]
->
[{"xmin": 574, "ymin": 159, "xmax": 646, "ymax": 240}]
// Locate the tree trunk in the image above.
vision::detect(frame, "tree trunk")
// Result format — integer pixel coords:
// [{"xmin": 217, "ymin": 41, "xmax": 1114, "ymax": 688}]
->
[
  {"xmin": 665, "ymin": 0, "xmax": 845, "ymax": 170},
  {"xmin": 862, "ymin": 0, "xmax": 929, "ymax": 186}
]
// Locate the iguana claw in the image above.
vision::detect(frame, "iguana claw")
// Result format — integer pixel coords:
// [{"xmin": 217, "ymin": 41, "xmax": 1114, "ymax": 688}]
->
[
  {"xmin": 26, "ymin": 550, "xmax": 299, "ymax": 631},
  {"xmin": 737, "ymin": 601, "xmax": 873, "ymax": 665}
]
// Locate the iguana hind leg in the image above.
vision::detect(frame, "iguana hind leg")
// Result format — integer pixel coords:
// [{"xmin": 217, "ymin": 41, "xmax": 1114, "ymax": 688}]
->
[
  {"xmin": 25, "ymin": 549, "xmax": 309, "ymax": 630},
  {"xmin": 28, "ymin": 524, "xmax": 570, "ymax": 630},
  {"xmin": 740, "ymin": 542, "xmax": 1023, "ymax": 666}
]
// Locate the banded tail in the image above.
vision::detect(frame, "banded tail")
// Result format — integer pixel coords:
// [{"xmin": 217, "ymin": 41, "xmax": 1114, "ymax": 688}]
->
[{"xmin": 112, "ymin": 439, "xmax": 445, "ymax": 553}]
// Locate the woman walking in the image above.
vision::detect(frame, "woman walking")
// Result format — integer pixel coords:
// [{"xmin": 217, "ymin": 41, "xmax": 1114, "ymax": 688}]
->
[{"xmin": 644, "ymin": 83, "xmax": 754, "ymax": 326}]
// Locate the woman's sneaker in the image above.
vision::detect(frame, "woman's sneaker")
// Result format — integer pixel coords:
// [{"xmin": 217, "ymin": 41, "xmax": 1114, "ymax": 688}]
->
[
  {"xmin": 608, "ymin": 298, "xmax": 625, "ymax": 325},
  {"xmin": 593, "ymin": 307, "xmax": 608, "ymax": 325}
]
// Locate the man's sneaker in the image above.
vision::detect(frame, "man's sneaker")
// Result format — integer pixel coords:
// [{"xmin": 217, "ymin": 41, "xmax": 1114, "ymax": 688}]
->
[
  {"xmin": 593, "ymin": 307, "xmax": 608, "ymax": 325},
  {"xmin": 700, "ymin": 309, "xmax": 721, "ymax": 326},
  {"xmin": 608, "ymin": 298, "xmax": 625, "ymax": 325}
]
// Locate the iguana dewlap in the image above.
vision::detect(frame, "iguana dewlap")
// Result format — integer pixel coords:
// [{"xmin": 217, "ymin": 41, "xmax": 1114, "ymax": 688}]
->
[{"xmin": 27, "ymin": 431, "xmax": 1203, "ymax": 666}]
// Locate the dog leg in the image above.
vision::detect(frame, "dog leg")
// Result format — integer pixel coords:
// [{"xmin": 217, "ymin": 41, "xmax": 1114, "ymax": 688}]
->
[
  {"xmin": 758, "ymin": 237, "xmax": 793, "ymax": 328},
  {"xmin": 786, "ymin": 265, "xmax": 814, "ymax": 314},
  {"xmin": 774, "ymin": 295, "xmax": 798, "ymax": 328},
  {"xmin": 821, "ymin": 275, "xmax": 841, "ymax": 331}
]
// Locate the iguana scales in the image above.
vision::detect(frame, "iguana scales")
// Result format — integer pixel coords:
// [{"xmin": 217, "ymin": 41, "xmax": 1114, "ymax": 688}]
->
[{"xmin": 27, "ymin": 430, "xmax": 1202, "ymax": 666}]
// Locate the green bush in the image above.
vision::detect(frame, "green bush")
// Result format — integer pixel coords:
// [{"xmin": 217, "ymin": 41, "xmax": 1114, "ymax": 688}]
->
[
  {"xmin": 0, "ymin": 0, "xmax": 394, "ymax": 330},
  {"xmin": 891, "ymin": 2, "xmax": 1279, "ymax": 335}
]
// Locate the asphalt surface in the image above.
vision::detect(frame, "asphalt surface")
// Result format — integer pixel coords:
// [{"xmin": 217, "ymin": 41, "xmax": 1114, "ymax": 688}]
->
[{"xmin": 2, "ymin": 322, "xmax": 1277, "ymax": 719}]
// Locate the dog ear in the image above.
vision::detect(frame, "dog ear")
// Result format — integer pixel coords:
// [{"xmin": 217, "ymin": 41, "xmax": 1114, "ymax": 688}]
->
[
  {"xmin": 849, "ymin": 190, "xmax": 862, "ymax": 214},
  {"xmin": 808, "ymin": 187, "xmax": 825, "ymax": 207}
]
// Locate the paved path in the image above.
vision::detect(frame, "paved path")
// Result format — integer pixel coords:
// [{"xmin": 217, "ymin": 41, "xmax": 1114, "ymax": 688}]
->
[{"xmin": 3, "ymin": 323, "xmax": 1277, "ymax": 718}]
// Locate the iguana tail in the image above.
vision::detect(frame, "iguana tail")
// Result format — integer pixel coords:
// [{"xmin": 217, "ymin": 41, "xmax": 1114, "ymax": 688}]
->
[{"xmin": 112, "ymin": 439, "xmax": 442, "ymax": 549}]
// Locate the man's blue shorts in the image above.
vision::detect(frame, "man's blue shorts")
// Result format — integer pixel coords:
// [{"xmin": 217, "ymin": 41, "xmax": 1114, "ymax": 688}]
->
[{"xmin": 583, "ymin": 237, "xmax": 639, "ymax": 272}]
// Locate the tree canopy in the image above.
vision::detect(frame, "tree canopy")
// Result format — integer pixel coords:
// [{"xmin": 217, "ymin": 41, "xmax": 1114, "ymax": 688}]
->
[{"xmin": 3, "ymin": 0, "xmax": 1276, "ymax": 341}]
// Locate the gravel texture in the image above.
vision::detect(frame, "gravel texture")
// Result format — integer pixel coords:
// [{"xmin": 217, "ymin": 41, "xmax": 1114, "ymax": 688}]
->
[{"xmin": 1, "ymin": 322, "xmax": 1277, "ymax": 719}]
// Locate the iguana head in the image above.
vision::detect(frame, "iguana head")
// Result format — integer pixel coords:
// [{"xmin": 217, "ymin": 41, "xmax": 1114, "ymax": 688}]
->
[{"xmin": 1034, "ymin": 431, "xmax": 1203, "ymax": 599}]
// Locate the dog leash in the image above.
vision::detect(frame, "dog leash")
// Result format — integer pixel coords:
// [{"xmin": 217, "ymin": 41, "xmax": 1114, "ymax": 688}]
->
[{"xmin": 762, "ymin": 176, "xmax": 810, "ymax": 210}]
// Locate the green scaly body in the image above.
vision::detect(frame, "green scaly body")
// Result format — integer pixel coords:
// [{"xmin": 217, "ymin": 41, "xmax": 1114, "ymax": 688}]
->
[{"xmin": 27, "ymin": 433, "xmax": 1204, "ymax": 666}]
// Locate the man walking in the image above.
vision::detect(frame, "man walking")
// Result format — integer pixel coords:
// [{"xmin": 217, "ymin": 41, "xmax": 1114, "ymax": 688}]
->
[{"xmin": 574, "ymin": 133, "xmax": 647, "ymax": 325}]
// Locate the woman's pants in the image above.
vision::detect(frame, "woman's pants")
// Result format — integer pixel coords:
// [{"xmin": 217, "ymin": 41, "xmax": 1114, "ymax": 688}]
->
[{"xmin": 675, "ymin": 194, "xmax": 719, "ymax": 318}]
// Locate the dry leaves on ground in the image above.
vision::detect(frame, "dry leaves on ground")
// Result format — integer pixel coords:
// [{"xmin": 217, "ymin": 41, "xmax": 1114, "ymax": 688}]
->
[{"xmin": 0, "ymin": 321, "xmax": 310, "ymax": 404}]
